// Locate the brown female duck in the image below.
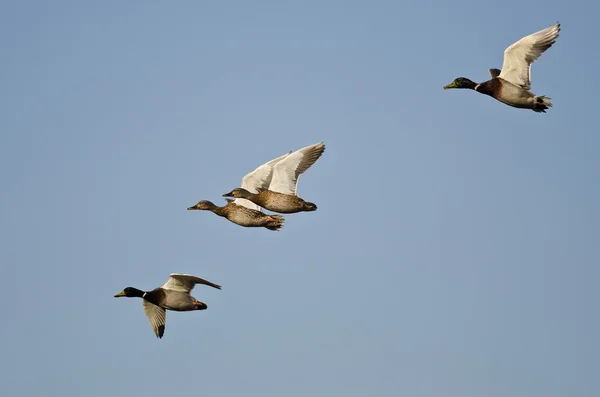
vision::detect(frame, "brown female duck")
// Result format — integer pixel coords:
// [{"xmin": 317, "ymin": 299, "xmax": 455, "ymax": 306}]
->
[
  {"xmin": 223, "ymin": 142, "xmax": 325, "ymax": 214},
  {"xmin": 223, "ymin": 188, "xmax": 316, "ymax": 214},
  {"xmin": 187, "ymin": 199, "xmax": 285, "ymax": 231},
  {"xmin": 444, "ymin": 22, "xmax": 560, "ymax": 113}
]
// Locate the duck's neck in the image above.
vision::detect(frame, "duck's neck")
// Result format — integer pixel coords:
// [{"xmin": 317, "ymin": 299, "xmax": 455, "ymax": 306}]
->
[
  {"xmin": 461, "ymin": 79, "xmax": 478, "ymax": 90},
  {"xmin": 211, "ymin": 202, "xmax": 228, "ymax": 217},
  {"xmin": 238, "ymin": 189, "xmax": 257, "ymax": 199}
]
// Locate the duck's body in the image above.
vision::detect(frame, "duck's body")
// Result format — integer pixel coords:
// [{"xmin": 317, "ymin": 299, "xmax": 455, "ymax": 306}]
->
[
  {"xmin": 187, "ymin": 199, "xmax": 285, "ymax": 231},
  {"xmin": 225, "ymin": 189, "xmax": 317, "ymax": 214},
  {"xmin": 143, "ymin": 288, "xmax": 204, "ymax": 312},
  {"xmin": 444, "ymin": 22, "xmax": 560, "ymax": 113},
  {"xmin": 475, "ymin": 75, "xmax": 550, "ymax": 112},
  {"xmin": 114, "ymin": 273, "xmax": 221, "ymax": 338},
  {"xmin": 223, "ymin": 142, "xmax": 325, "ymax": 214}
]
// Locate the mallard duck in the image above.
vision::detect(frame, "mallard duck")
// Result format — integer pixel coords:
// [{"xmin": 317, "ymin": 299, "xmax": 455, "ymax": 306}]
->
[
  {"xmin": 222, "ymin": 142, "xmax": 325, "ymax": 214},
  {"xmin": 444, "ymin": 22, "xmax": 560, "ymax": 112},
  {"xmin": 114, "ymin": 273, "xmax": 221, "ymax": 339},
  {"xmin": 187, "ymin": 199, "xmax": 285, "ymax": 231}
]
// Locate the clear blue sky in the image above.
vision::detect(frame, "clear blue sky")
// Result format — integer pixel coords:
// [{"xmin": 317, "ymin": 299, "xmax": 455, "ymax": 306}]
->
[{"xmin": 1, "ymin": 1, "xmax": 597, "ymax": 396}]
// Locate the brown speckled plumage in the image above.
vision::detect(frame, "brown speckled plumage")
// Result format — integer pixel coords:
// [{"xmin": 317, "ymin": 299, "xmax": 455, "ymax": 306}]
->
[
  {"xmin": 187, "ymin": 199, "xmax": 285, "ymax": 231},
  {"xmin": 224, "ymin": 189, "xmax": 317, "ymax": 214}
]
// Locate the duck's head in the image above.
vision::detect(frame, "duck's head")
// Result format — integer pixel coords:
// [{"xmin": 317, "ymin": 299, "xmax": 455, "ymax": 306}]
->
[
  {"xmin": 114, "ymin": 287, "xmax": 144, "ymax": 298},
  {"xmin": 222, "ymin": 188, "xmax": 252, "ymax": 199},
  {"xmin": 187, "ymin": 200, "xmax": 216, "ymax": 211},
  {"xmin": 444, "ymin": 77, "xmax": 477, "ymax": 90}
]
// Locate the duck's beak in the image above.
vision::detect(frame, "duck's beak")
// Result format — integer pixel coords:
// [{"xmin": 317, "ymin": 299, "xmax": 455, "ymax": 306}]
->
[
  {"xmin": 187, "ymin": 205, "xmax": 197, "ymax": 210},
  {"xmin": 444, "ymin": 81, "xmax": 458, "ymax": 89},
  {"xmin": 222, "ymin": 191, "xmax": 234, "ymax": 197},
  {"xmin": 114, "ymin": 290, "xmax": 126, "ymax": 297}
]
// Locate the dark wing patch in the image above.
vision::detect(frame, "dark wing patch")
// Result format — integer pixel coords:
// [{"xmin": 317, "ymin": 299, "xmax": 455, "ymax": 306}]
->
[{"xmin": 489, "ymin": 68, "xmax": 501, "ymax": 78}]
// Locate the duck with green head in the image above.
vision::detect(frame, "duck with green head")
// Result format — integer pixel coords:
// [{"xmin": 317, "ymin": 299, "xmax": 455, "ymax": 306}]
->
[
  {"xmin": 444, "ymin": 22, "xmax": 560, "ymax": 113},
  {"xmin": 114, "ymin": 273, "xmax": 221, "ymax": 339}
]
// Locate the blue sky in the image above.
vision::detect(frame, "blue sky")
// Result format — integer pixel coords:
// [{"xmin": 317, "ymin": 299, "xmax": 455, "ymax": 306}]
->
[{"xmin": 1, "ymin": 1, "xmax": 597, "ymax": 396}]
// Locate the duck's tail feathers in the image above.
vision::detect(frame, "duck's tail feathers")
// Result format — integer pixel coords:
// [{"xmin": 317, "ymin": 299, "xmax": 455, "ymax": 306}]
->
[
  {"xmin": 533, "ymin": 96, "xmax": 552, "ymax": 113},
  {"xmin": 265, "ymin": 215, "xmax": 285, "ymax": 231}
]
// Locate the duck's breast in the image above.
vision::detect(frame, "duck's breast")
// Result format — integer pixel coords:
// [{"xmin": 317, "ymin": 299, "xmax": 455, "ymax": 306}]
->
[{"xmin": 486, "ymin": 79, "xmax": 535, "ymax": 108}]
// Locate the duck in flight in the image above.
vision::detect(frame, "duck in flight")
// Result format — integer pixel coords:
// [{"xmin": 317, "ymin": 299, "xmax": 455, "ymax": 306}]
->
[
  {"xmin": 187, "ymin": 198, "xmax": 285, "ymax": 231},
  {"xmin": 222, "ymin": 142, "xmax": 325, "ymax": 214},
  {"xmin": 444, "ymin": 22, "xmax": 560, "ymax": 112},
  {"xmin": 114, "ymin": 273, "xmax": 221, "ymax": 338}
]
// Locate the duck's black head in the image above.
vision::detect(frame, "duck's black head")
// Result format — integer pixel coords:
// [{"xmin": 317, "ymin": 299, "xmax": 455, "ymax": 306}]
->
[
  {"xmin": 114, "ymin": 287, "xmax": 144, "ymax": 298},
  {"xmin": 444, "ymin": 77, "xmax": 477, "ymax": 90}
]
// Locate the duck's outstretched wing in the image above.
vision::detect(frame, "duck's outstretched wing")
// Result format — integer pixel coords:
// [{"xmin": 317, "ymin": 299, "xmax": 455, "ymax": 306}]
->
[
  {"xmin": 498, "ymin": 22, "xmax": 560, "ymax": 90},
  {"xmin": 143, "ymin": 300, "xmax": 166, "ymax": 338},
  {"xmin": 269, "ymin": 142, "xmax": 325, "ymax": 195},
  {"xmin": 235, "ymin": 151, "xmax": 291, "ymax": 210},
  {"xmin": 161, "ymin": 273, "xmax": 222, "ymax": 293}
]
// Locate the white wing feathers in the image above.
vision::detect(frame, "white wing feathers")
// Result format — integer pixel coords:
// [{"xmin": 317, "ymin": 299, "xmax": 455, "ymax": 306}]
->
[
  {"xmin": 143, "ymin": 300, "xmax": 166, "ymax": 338},
  {"xmin": 161, "ymin": 273, "xmax": 222, "ymax": 293},
  {"xmin": 498, "ymin": 22, "xmax": 560, "ymax": 90},
  {"xmin": 235, "ymin": 151, "xmax": 291, "ymax": 211},
  {"xmin": 269, "ymin": 142, "xmax": 325, "ymax": 196},
  {"xmin": 231, "ymin": 196, "xmax": 260, "ymax": 211}
]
